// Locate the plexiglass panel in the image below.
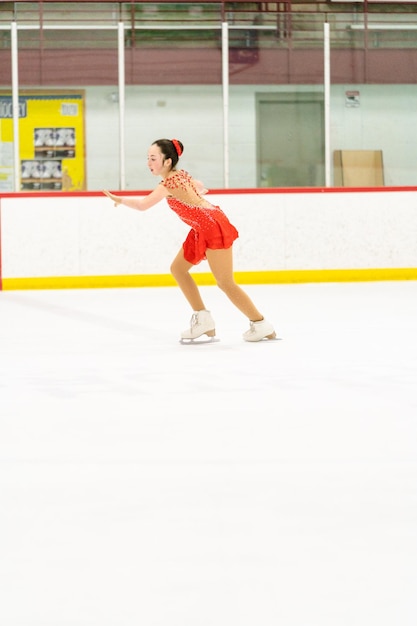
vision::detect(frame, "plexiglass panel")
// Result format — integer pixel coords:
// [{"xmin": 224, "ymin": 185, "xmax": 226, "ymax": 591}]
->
[{"xmin": 0, "ymin": 1, "xmax": 417, "ymax": 190}]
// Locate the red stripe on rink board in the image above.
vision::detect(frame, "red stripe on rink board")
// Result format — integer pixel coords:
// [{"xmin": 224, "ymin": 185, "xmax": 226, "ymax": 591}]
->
[{"xmin": 0, "ymin": 186, "xmax": 417, "ymax": 200}]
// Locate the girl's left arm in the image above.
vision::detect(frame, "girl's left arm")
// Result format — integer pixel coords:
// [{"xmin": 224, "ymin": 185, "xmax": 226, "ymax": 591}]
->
[
  {"xmin": 103, "ymin": 185, "xmax": 169, "ymax": 211},
  {"xmin": 192, "ymin": 178, "xmax": 209, "ymax": 195}
]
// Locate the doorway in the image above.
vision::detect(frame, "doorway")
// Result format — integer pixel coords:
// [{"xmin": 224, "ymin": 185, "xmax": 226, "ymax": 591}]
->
[{"xmin": 256, "ymin": 93, "xmax": 325, "ymax": 187}]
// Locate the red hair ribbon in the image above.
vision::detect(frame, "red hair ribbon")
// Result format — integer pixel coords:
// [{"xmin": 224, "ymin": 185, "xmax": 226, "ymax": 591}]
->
[{"xmin": 171, "ymin": 139, "xmax": 183, "ymax": 157}]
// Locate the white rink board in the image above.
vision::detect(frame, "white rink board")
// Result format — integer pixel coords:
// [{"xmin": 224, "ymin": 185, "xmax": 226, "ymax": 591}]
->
[{"xmin": 1, "ymin": 189, "xmax": 417, "ymax": 278}]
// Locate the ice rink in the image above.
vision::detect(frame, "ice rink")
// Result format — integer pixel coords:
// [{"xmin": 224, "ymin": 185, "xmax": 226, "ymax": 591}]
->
[{"xmin": 1, "ymin": 281, "xmax": 416, "ymax": 626}]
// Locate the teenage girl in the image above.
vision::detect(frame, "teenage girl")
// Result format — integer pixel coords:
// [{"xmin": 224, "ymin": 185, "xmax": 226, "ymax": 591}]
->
[{"xmin": 103, "ymin": 138, "xmax": 276, "ymax": 342}]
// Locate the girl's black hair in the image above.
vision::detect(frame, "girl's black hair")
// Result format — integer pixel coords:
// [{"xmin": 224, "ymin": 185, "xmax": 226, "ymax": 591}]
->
[{"xmin": 153, "ymin": 138, "xmax": 184, "ymax": 169}]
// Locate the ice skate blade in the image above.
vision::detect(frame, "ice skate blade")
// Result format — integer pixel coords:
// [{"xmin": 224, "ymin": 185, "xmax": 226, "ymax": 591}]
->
[
  {"xmin": 180, "ymin": 336, "xmax": 220, "ymax": 345},
  {"xmin": 259, "ymin": 334, "xmax": 281, "ymax": 341},
  {"xmin": 244, "ymin": 334, "xmax": 282, "ymax": 343}
]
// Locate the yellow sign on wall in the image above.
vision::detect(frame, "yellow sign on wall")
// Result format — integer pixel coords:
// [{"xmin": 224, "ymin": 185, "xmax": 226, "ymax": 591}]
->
[{"xmin": 0, "ymin": 90, "xmax": 85, "ymax": 191}]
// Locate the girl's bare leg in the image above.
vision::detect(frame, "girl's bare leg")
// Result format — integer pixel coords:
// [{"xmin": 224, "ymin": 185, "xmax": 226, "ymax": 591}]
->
[
  {"xmin": 170, "ymin": 248, "xmax": 206, "ymax": 311},
  {"xmin": 205, "ymin": 247, "xmax": 263, "ymax": 321}
]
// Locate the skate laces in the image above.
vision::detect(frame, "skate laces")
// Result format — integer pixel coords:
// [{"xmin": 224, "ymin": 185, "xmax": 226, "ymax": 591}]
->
[{"xmin": 190, "ymin": 312, "xmax": 199, "ymax": 328}]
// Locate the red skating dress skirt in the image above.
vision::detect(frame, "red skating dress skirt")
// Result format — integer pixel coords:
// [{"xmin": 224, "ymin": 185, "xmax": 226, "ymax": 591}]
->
[{"xmin": 162, "ymin": 171, "xmax": 239, "ymax": 265}]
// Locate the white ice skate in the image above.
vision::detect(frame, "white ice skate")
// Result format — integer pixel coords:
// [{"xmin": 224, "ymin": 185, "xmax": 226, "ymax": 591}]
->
[
  {"xmin": 51, "ymin": 161, "xmax": 62, "ymax": 178},
  {"xmin": 65, "ymin": 128, "xmax": 76, "ymax": 147},
  {"xmin": 41, "ymin": 162, "xmax": 53, "ymax": 179},
  {"xmin": 34, "ymin": 129, "xmax": 44, "ymax": 147},
  {"xmin": 180, "ymin": 310, "xmax": 218, "ymax": 344},
  {"xmin": 44, "ymin": 129, "xmax": 55, "ymax": 147},
  {"xmin": 55, "ymin": 128, "xmax": 67, "ymax": 147},
  {"xmin": 243, "ymin": 318, "xmax": 277, "ymax": 342},
  {"xmin": 21, "ymin": 161, "xmax": 33, "ymax": 179},
  {"xmin": 32, "ymin": 161, "xmax": 43, "ymax": 179}
]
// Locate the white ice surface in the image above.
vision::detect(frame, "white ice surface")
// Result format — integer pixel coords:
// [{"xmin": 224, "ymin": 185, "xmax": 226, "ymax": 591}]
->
[{"xmin": 1, "ymin": 282, "xmax": 416, "ymax": 626}]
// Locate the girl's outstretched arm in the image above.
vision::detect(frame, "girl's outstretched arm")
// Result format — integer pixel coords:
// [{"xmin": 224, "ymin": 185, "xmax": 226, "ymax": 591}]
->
[{"xmin": 103, "ymin": 185, "xmax": 168, "ymax": 211}]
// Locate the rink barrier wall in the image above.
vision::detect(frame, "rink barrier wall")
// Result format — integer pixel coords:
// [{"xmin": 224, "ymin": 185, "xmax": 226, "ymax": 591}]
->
[
  {"xmin": 0, "ymin": 202, "xmax": 2, "ymax": 292},
  {"xmin": 0, "ymin": 187, "xmax": 417, "ymax": 290}
]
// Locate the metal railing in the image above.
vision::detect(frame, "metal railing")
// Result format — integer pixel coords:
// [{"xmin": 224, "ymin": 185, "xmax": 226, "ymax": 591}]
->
[{"xmin": 2, "ymin": 2, "xmax": 417, "ymax": 50}]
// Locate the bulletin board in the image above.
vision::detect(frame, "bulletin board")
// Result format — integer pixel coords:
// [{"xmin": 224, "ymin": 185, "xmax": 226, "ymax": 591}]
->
[{"xmin": 0, "ymin": 90, "xmax": 86, "ymax": 192}]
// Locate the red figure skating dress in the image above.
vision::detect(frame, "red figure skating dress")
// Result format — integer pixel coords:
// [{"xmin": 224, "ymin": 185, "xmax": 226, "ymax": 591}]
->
[{"xmin": 161, "ymin": 170, "xmax": 239, "ymax": 265}]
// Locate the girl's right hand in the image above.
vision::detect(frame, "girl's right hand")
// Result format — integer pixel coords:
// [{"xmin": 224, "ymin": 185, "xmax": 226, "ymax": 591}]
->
[{"xmin": 103, "ymin": 190, "xmax": 121, "ymax": 206}]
